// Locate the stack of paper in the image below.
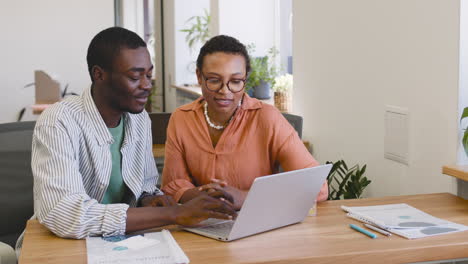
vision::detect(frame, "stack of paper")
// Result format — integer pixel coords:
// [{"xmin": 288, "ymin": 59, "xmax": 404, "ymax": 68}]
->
[
  {"xmin": 86, "ymin": 230, "xmax": 189, "ymax": 264},
  {"xmin": 341, "ymin": 203, "xmax": 468, "ymax": 239}
]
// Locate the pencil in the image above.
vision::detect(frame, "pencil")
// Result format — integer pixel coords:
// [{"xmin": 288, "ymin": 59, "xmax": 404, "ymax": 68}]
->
[
  {"xmin": 349, "ymin": 224, "xmax": 377, "ymax": 239},
  {"xmin": 364, "ymin": 223, "xmax": 392, "ymax": 236}
]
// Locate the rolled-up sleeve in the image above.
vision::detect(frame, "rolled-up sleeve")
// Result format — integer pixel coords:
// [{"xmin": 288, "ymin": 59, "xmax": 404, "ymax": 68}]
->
[
  {"xmin": 33, "ymin": 124, "xmax": 128, "ymax": 239},
  {"xmin": 273, "ymin": 113, "xmax": 329, "ymax": 202}
]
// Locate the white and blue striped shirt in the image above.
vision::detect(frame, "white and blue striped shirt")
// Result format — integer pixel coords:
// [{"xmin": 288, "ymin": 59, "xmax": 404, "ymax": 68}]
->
[{"xmin": 31, "ymin": 87, "xmax": 162, "ymax": 239}]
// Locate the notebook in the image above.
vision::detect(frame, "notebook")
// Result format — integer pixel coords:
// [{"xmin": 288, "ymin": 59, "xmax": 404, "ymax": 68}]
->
[
  {"xmin": 341, "ymin": 203, "xmax": 468, "ymax": 239},
  {"xmin": 184, "ymin": 164, "xmax": 332, "ymax": 241}
]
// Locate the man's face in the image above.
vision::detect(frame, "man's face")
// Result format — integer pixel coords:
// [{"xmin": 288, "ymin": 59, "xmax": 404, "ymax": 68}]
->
[{"xmin": 106, "ymin": 47, "xmax": 153, "ymax": 114}]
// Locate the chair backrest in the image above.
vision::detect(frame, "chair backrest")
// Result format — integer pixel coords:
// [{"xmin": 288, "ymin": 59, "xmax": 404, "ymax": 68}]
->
[
  {"xmin": 150, "ymin": 112, "xmax": 301, "ymax": 142},
  {"xmin": 282, "ymin": 113, "xmax": 303, "ymax": 139},
  {"xmin": 149, "ymin": 112, "xmax": 172, "ymax": 144},
  {"xmin": 0, "ymin": 121, "xmax": 35, "ymax": 247}
]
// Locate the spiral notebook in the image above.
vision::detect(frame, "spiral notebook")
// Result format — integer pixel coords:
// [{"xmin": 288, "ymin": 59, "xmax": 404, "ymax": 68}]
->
[{"xmin": 341, "ymin": 203, "xmax": 468, "ymax": 239}]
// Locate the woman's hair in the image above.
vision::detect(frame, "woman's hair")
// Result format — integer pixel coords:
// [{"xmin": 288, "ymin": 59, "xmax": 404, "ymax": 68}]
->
[{"xmin": 196, "ymin": 35, "xmax": 251, "ymax": 75}]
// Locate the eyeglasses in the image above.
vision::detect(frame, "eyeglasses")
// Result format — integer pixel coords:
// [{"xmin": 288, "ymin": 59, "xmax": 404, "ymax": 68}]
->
[{"xmin": 201, "ymin": 73, "xmax": 246, "ymax": 93}]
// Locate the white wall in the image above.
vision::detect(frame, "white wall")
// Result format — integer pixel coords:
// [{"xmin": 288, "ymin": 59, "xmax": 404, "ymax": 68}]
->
[
  {"xmin": 218, "ymin": 0, "xmax": 276, "ymax": 57},
  {"xmin": 122, "ymin": 0, "xmax": 145, "ymax": 38},
  {"xmin": 293, "ymin": 0, "xmax": 460, "ymax": 197},
  {"xmin": 279, "ymin": 0, "xmax": 293, "ymax": 74},
  {"xmin": 0, "ymin": 0, "xmax": 114, "ymax": 123}
]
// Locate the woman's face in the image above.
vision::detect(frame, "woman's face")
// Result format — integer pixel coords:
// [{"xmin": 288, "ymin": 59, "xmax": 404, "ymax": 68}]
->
[{"xmin": 197, "ymin": 52, "xmax": 247, "ymax": 117}]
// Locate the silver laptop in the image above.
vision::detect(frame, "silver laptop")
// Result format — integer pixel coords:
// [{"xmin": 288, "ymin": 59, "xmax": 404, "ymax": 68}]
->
[{"xmin": 183, "ymin": 164, "xmax": 332, "ymax": 241}]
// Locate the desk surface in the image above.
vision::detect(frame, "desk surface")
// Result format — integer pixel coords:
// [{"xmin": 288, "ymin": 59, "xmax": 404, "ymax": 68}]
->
[
  {"xmin": 171, "ymin": 84, "xmax": 203, "ymax": 97},
  {"xmin": 19, "ymin": 193, "xmax": 468, "ymax": 264}
]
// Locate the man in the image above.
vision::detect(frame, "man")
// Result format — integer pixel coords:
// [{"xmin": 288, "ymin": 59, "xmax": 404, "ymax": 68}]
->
[{"xmin": 29, "ymin": 27, "xmax": 236, "ymax": 239}]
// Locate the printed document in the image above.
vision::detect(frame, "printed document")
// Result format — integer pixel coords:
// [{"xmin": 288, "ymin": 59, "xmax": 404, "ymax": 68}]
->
[
  {"xmin": 86, "ymin": 230, "xmax": 189, "ymax": 264},
  {"xmin": 342, "ymin": 203, "xmax": 468, "ymax": 239}
]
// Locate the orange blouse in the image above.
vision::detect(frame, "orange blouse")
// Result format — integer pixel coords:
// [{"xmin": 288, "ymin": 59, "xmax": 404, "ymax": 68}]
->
[{"xmin": 161, "ymin": 94, "xmax": 328, "ymax": 202}]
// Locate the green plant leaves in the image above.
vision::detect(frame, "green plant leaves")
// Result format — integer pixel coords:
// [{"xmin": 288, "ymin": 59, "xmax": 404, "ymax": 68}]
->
[
  {"xmin": 463, "ymin": 131, "xmax": 468, "ymax": 157},
  {"xmin": 326, "ymin": 160, "xmax": 371, "ymax": 200},
  {"xmin": 245, "ymin": 44, "xmax": 280, "ymax": 91},
  {"xmin": 461, "ymin": 107, "xmax": 468, "ymax": 156},
  {"xmin": 180, "ymin": 9, "xmax": 211, "ymax": 52},
  {"xmin": 461, "ymin": 107, "xmax": 468, "ymax": 123}
]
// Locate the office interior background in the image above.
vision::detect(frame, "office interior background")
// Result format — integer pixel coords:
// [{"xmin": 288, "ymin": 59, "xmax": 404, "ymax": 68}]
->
[{"xmin": 1, "ymin": 0, "xmax": 467, "ymax": 200}]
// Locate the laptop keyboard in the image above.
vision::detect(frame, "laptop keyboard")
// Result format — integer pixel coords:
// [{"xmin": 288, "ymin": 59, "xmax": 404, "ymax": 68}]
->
[{"xmin": 196, "ymin": 219, "xmax": 235, "ymax": 237}]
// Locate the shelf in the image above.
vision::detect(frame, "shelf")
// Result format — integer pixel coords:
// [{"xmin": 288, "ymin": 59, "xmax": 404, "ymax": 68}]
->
[
  {"xmin": 171, "ymin": 84, "xmax": 202, "ymax": 97},
  {"xmin": 171, "ymin": 83, "xmax": 274, "ymax": 105},
  {"xmin": 442, "ymin": 164, "xmax": 468, "ymax": 181}
]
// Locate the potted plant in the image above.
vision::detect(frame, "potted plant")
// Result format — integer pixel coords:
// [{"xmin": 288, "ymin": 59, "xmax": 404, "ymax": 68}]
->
[
  {"xmin": 272, "ymin": 74, "xmax": 293, "ymax": 112},
  {"xmin": 326, "ymin": 160, "xmax": 371, "ymax": 200},
  {"xmin": 246, "ymin": 44, "xmax": 279, "ymax": 99},
  {"xmin": 461, "ymin": 107, "xmax": 468, "ymax": 157},
  {"xmin": 180, "ymin": 9, "xmax": 211, "ymax": 53}
]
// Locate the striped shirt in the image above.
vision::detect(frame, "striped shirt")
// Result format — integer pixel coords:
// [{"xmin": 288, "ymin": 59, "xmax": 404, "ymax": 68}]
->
[{"xmin": 31, "ymin": 87, "xmax": 162, "ymax": 239}]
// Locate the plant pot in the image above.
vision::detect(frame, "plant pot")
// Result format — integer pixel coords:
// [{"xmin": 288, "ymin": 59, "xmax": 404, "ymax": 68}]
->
[
  {"xmin": 274, "ymin": 92, "xmax": 291, "ymax": 113},
  {"xmin": 253, "ymin": 80, "xmax": 271, "ymax": 99}
]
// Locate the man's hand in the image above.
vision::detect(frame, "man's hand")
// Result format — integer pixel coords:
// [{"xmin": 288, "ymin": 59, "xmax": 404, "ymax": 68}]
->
[
  {"xmin": 174, "ymin": 195, "xmax": 237, "ymax": 226},
  {"xmin": 140, "ymin": 194, "xmax": 177, "ymax": 207}
]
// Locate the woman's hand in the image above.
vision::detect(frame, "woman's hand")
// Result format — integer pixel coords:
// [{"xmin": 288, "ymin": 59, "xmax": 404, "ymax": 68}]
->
[
  {"xmin": 179, "ymin": 179, "xmax": 234, "ymax": 205},
  {"xmin": 198, "ymin": 179, "xmax": 247, "ymax": 210}
]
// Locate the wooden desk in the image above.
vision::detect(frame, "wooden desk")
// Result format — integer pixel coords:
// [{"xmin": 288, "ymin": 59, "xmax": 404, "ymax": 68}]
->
[{"xmin": 19, "ymin": 193, "xmax": 468, "ymax": 264}]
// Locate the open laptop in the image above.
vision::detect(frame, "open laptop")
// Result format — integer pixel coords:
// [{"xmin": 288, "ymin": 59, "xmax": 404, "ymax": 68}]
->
[{"xmin": 183, "ymin": 164, "xmax": 332, "ymax": 241}]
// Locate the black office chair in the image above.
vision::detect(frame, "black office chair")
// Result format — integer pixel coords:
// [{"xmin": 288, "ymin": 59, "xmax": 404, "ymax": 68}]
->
[
  {"xmin": 149, "ymin": 113, "xmax": 172, "ymax": 186},
  {"xmin": 277, "ymin": 113, "xmax": 304, "ymax": 173},
  {"xmin": 149, "ymin": 112, "xmax": 172, "ymax": 145},
  {"xmin": 0, "ymin": 121, "xmax": 35, "ymax": 262},
  {"xmin": 282, "ymin": 113, "xmax": 303, "ymax": 139}
]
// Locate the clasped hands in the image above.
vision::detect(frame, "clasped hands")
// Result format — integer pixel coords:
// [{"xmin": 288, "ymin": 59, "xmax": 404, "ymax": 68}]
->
[
  {"xmin": 139, "ymin": 178, "xmax": 243, "ymax": 209},
  {"xmin": 197, "ymin": 178, "xmax": 247, "ymax": 211},
  {"xmin": 139, "ymin": 180, "xmax": 243, "ymax": 226}
]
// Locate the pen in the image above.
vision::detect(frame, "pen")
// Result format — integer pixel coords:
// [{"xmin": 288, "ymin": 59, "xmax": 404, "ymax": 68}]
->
[
  {"xmin": 364, "ymin": 224, "xmax": 392, "ymax": 236},
  {"xmin": 349, "ymin": 224, "xmax": 377, "ymax": 239}
]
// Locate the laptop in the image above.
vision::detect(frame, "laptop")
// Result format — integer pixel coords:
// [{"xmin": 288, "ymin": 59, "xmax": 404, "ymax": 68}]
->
[{"xmin": 183, "ymin": 164, "xmax": 332, "ymax": 241}]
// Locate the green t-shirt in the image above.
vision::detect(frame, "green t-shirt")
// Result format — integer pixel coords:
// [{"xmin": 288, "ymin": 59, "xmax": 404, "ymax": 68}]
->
[{"xmin": 102, "ymin": 118, "xmax": 126, "ymax": 204}]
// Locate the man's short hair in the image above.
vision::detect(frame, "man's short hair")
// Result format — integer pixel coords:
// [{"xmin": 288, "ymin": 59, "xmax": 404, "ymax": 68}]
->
[
  {"xmin": 87, "ymin": 27, "xmax": 147, "ymax": 82},
  {"xmin": 196, "ymin": 35, "xmax": 251, "ymax": 75}
]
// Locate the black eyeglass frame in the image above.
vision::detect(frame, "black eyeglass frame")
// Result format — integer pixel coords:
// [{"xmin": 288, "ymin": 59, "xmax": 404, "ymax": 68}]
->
[{"xmin": 200, "ymin": 72, "xmax": 247, "ymax": 93}]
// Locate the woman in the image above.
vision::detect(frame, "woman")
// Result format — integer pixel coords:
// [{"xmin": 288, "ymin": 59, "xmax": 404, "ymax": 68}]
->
[{"xmin": 162, "ymin": 35, "xmax": 328, "ymax": 209}]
